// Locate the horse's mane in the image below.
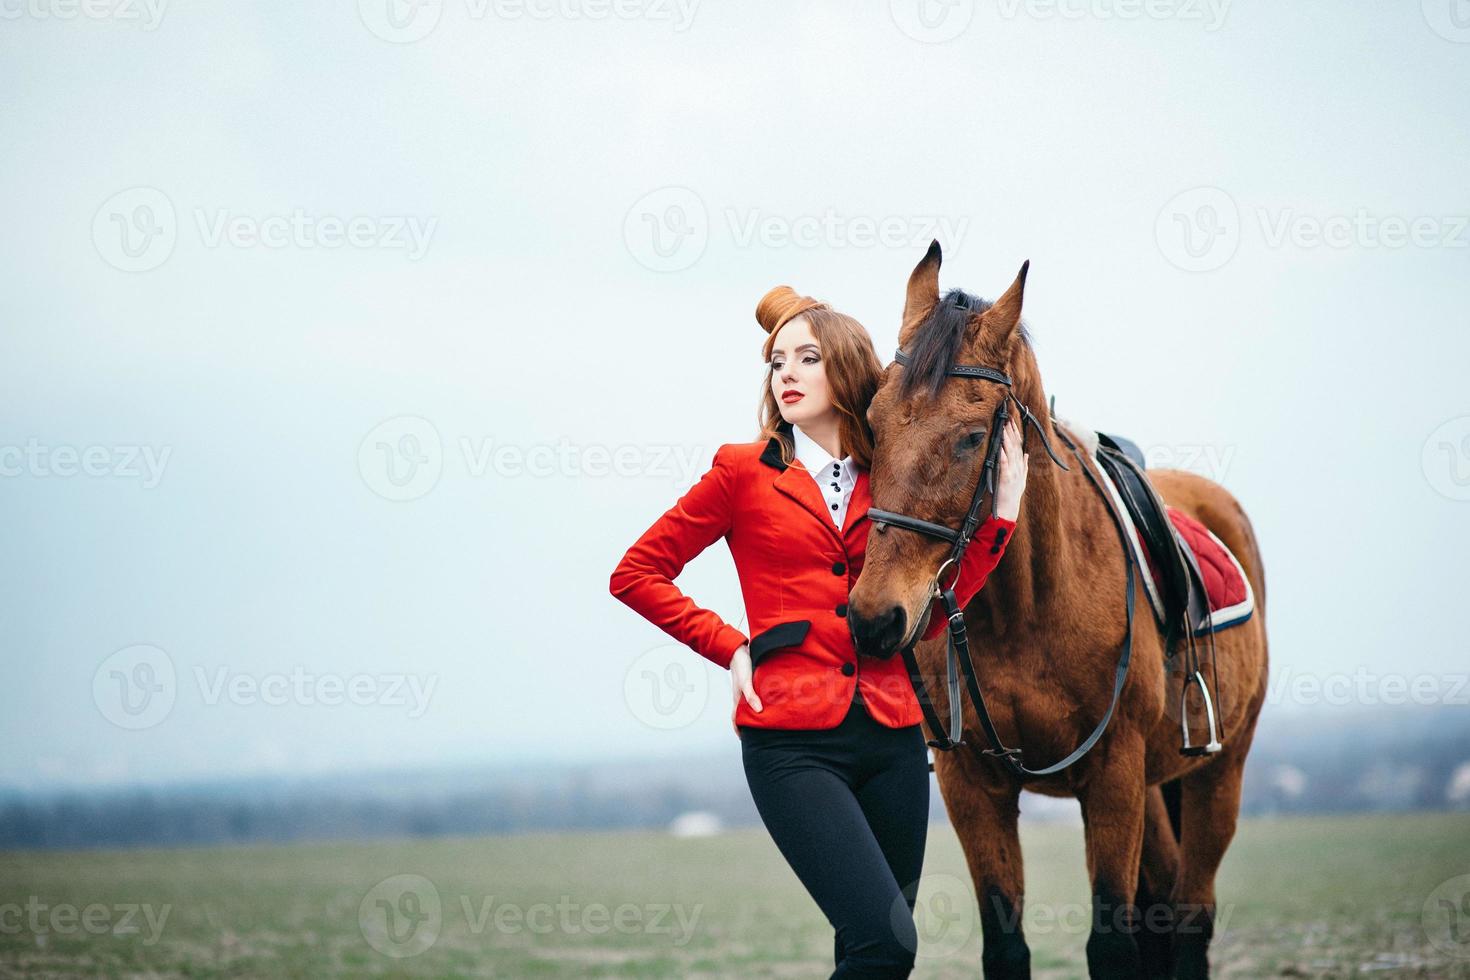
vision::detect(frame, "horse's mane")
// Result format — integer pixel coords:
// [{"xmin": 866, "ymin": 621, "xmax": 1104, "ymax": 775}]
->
[{"xmin": 897, "ymin": 287, "xmax": 1034, "ymax": 401}]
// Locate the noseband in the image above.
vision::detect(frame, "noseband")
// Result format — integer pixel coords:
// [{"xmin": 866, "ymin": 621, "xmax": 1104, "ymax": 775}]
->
[{"xmin": 866, "ymin": 343, "xmax": 1138, "ymax": 780}]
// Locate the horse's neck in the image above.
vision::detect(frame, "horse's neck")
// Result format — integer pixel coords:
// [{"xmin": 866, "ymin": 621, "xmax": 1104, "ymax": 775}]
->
[{"xmin": 973, "ymin": 398, "xmax": 1097, "ymax": 626}]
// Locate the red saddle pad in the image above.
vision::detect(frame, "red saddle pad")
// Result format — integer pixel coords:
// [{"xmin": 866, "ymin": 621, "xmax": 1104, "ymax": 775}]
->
[{"xmin": 1136, "ymin": 506, "xmax": 1255, "ymax": 635}]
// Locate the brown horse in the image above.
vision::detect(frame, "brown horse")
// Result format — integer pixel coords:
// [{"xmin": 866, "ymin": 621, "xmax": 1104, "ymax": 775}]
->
[{"xmin": 849, "ymin": 243, "xmax": 1269, "ymax": 980}]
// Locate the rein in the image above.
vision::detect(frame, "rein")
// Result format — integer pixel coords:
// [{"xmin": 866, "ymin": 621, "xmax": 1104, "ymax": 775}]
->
[{"xmin": 868, "ymin": 348, "xmax": 1140, "ymax": 779}]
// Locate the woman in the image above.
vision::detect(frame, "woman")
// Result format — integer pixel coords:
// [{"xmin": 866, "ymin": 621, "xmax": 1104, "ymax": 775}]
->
[{"xmin": 609, "ymin": 286, "xmax": 1028, "ymax": 978}]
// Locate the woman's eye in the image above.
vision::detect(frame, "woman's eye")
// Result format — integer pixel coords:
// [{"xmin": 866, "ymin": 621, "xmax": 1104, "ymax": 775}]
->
[{"xmin": 804, "ymin": 355, "xmax": 818, "ymax": 364}]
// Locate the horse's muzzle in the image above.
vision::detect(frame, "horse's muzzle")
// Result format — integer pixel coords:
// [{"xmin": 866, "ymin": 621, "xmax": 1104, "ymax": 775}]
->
[{"xmin": 848, "ymin": 604, "xmax": 907, "ymax": 660}]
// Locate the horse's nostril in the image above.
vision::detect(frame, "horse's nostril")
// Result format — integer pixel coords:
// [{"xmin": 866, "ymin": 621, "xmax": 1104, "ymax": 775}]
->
[{"xmin": 851, "ymin": 604, "xmax": 907, "ymax": 658}]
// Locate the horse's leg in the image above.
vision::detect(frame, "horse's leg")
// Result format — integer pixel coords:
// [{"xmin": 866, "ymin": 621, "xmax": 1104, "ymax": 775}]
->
[
  {"xmin": 1171, "ymin": 749, "xmax": 1248, "ymax": 980},
  {"xmin": 1136, "ymin": 782, "xmax": 1182, "ymax": 980},
  {"xmin": 1076, "ymin": 740, "xmax": 1148, "ymax": 979},
  {"xmin": 935, "ymin": 751, "xmax": 1030, "ymax": 979}
]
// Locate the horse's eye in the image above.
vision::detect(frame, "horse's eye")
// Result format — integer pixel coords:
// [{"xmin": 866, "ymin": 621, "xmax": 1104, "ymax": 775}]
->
[{"xmin": 956, "ymin": 428, "xmax": 986, "ymax": 455}]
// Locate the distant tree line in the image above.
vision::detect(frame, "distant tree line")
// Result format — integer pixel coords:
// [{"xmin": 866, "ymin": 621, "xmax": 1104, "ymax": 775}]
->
[{"xmin": 2, "ymin": 706, "xmax": 1465, "ymax": 850}]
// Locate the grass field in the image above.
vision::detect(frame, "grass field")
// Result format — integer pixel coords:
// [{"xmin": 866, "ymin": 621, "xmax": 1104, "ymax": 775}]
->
[{"xmin": 2, "ymin": 810, "xmax": 1468, "ymax": 978}]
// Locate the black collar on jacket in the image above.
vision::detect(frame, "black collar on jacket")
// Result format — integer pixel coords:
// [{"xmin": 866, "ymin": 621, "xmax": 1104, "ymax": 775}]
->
[{"xmin": 758, "ymin": 418, "xmax": 794, "ymax": 471}]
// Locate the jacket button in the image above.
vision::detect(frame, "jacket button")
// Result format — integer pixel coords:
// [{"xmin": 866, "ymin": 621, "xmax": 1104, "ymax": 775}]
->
[
  {"xmin": 832, "ymin": 561, "xmax": 846, "ymax": 576},
  {"xmin": 835, "ymin": 603, "xmax": 848, "ymax": 618},
  {"xmin": 841, "ymin": 663, "xmax": 855, "ymax": 676}
]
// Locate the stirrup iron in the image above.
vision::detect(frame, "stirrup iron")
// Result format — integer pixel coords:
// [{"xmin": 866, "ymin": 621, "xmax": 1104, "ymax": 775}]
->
[{"xmin": 1179, "ymin": 669, "xmax": 1223, "ymax": 756}]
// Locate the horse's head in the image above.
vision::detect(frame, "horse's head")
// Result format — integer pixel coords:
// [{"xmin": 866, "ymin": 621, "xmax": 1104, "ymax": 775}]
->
[{"xmin": 849, "ymin": 241, "xmax": 1034, "ymax": 658}]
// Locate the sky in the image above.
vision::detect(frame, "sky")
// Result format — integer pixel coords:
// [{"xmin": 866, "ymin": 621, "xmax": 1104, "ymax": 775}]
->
[{"xmin": 1, "ymin": 0, "xmax": 1466, "ymax": 789}]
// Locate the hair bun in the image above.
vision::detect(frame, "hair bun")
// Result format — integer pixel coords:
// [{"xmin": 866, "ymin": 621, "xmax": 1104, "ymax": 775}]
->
[{"xmin": 755, "ymin": 286, "xmax": 824, "ymax": 336}]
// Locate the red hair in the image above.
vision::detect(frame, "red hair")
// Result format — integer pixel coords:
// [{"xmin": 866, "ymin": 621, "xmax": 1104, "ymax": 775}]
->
[{"xmin": 753, "ymin": 286, "xmax": 884, "ymax": 470}]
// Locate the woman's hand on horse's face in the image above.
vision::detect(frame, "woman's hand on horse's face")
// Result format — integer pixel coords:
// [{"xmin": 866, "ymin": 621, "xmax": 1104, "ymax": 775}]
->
[
  {"xmin": 994, "ymin": 416, "xmax": 1029, "ymax": 522},
  {"xmin": 730, "ymin": 644, "xmax": 762, "ymax": 735}
]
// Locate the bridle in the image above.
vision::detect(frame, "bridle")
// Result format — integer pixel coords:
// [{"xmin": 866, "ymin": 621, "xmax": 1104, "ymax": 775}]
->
[
  {"xmin": 866, "ymin": 341, "xmax": 1140, "ymax": 779},
  {"xmin": 869, "ymin": 348, "xmax": 1071, "ymax": 596}
]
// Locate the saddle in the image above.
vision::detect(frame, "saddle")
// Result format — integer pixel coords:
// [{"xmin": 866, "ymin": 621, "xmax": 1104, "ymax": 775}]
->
[
  {"xmin": 1079, "ymin": 427, "xmax": 1225, "ymax": 757},
  {"xmin": 1093, "ymin": 433, "xmax": 1214, "ymax": 656}
]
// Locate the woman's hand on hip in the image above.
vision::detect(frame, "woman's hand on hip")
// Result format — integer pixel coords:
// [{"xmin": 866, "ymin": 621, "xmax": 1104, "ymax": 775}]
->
[
  {"xmin": 993, "ymin": 416, "xmax": 1029, "ymax": 522},
  {"xmin": 729, "ymin": 644, "xmax": 762, "ymax": 735}
]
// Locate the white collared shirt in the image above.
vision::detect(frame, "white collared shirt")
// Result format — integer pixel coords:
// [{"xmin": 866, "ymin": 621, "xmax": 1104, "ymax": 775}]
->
[{"xmin": 791, "ymin": 424, "xmax": 857, "ymax": 528}]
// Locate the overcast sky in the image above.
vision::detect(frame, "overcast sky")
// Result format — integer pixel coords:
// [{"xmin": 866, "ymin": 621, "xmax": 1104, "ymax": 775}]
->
[{"xmin": 1, "ymin": 0, "xmax": 1466, "ymax": 789}]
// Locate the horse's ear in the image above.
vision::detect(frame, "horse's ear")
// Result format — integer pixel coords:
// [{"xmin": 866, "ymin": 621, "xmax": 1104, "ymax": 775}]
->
[
  {"xmin": 984, "ymin": 260, "xmax": 1029, "ymax": 346},
  {"xmin": 899, "ymin": 239, "xmax": 942, "ymax": 345}
]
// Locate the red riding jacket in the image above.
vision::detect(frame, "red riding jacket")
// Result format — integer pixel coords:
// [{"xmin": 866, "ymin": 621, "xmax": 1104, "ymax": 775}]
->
[{"xmin": 609, "ymin": 424, "xmax": 1016, "ymax": 730}]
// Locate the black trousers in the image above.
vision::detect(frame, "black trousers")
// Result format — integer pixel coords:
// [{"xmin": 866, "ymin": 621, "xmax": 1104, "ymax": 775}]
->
[{"xmin": 738, "ymin": 687, "xmax": 931, "ymax": 979}]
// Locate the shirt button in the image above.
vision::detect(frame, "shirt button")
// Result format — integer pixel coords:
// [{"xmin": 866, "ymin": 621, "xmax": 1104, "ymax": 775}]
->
[
  {"xmin": 841, "ymin": 663, "xmax": 855, "ymax": 676},
  {"xmin": 832, "ymin": 561, "xmax": 846, "ymax": 575},
  {"xmin": 835, "ymin": 603, "xmax": 848, "ymax": 618},
  {"xmin": 831, "ymin": 503, "xmax": 838, "ymax": 510}
]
